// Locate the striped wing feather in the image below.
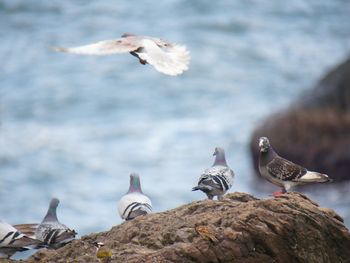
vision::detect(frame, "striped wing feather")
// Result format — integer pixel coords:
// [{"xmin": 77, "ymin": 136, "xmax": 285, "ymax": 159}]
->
[
  {"xmin": 35, "ymin": 223, "xmax": 76, "ymax": 248},
  {"xmin": 0, "ymin": 222, "xmax": 40, "ymax": 249},
  {"xmin": 118, "ymin": 193, "xmax": 152, "ymax": 220},
  {"xmin": 198, "ymin": 166, "xmax": 233, "ymax": 191}
]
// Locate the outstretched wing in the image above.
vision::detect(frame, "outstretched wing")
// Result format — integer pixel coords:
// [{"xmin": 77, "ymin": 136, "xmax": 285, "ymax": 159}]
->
[
  {"xmin": 52, "ymin": 38, "xmax": 140, "ymax": 56},
  {"xmin": 266, "ymin": 156, "xmax": 307, "ymax": 181},
  {"xmin": 137, "ymin": 39, "xmax": 190, "ymax": 76}
]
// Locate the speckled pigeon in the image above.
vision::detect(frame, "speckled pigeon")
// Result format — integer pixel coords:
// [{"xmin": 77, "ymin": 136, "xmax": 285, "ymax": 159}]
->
[
  {"xmin": 35, "ymin": 198, "xmax": 77, "ymax": 248},
  {"xmin": 0, "ymin": 220, "xmax": 42, "ymax": 259},
  {"xmin": 258, "ymin": 137, "xmax": 333, "ymax": 196},
  {"xmin": 192, "ymin": 147, "xmax": 235, "ymax": 200},
  {"xmin": 118, "ymin": 173, "xmax": 152, "ymax": 220},
  {"xmin": 53, "ymin": 33, "xmax": 190, "ymax": 76}
]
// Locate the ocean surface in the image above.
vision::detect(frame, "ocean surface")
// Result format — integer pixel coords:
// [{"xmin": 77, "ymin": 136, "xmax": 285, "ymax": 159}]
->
[{"xmin": 1, "ymin": 0, "xmax": 350, "ymax": 247}]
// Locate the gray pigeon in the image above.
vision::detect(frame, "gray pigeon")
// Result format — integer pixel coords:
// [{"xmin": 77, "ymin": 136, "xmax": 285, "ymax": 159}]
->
[
  {"xmin": 192, "ymin": 147, "xmax": 235, "ymax": 200},
  {"xmin": 258, "ymin": 137, "xmax": 332, "ymax": 196},
  {"xmin": 118, "ymin": 173, "xmax": 152, "ymax": 221},
  {"xmin": 53, "ymin": 33, "xmax": 190, "ymax": 76},
  {"xmin": 35, "ymin": 198, "xmax": 77, "ymax": 248},
  {"xmin": 0, "ymin": 220, "xmax": 42, "ymax": 259}
]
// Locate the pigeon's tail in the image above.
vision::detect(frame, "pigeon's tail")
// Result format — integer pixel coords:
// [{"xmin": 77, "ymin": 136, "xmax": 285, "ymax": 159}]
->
[
  {"xmin": 298, "ymin": 171, "xmax": 333, "ymax": 183},
  {"xmin": 126, "ymin": 209, "xmax": 148, "ymax": 221},
  {"xmin": 125, "ymin": 204, "xmax": 151, "ymax": 220},
  {"xmin": 192, "ymin": 185, "xmax": 212, "ymax": 192},
  {"xmin": 192, "ymin": 186, "xmax": 199, "ymax": 191}
]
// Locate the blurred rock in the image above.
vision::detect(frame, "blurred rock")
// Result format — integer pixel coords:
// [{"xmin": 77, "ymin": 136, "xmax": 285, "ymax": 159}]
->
[
  {"xmin": 301, "ymin": 57, "xmax": 350, "ymax": 112},
  {"xmin": 250, "ymin": 57, "xmax": 350, "ymax": 181},
  {"xmin": 5, "ymin": 192, "xmax": 350, "ymax": 262}
]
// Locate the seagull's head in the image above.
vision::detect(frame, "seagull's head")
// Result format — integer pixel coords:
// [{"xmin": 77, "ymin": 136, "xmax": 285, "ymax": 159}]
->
[{"xmin": 258, "ymin": 137, "xmax": 270, "ymax": 152}]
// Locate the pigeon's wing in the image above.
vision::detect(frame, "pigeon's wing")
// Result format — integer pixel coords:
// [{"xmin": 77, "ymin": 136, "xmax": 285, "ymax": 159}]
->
[
  {"xmin": 53, "ymin": 38, "xmax": 140, "ymax": 56},
  {"xmin": 198, "ymin": 166, "xmax": 233, "ymax": 191},
  {"xmin": 266, "ymin": 156, "xmax": 307, "ymax": 181},
  {"xmin": 0, "ymin": 222, "xmax": 40, "ymax": 249},
  {"xmin": 35, "ymin": 223, "xmax": 76, "ymax": 247},
  {"xmin": 137, "ymin": 39, "xmax": 190, "ymax": 76},
  {"xmin": 12, "ymin": 224, "xmax": 38, "ymax": 239},
  {"xmin": 118, "ymin": 193, "xmax": 152, "ymax": 220}
]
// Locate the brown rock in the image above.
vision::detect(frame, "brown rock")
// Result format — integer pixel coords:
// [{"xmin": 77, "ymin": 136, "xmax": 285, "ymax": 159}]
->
[
  {"xmin": 302, "ymin": 57, "xmax": 350, "ymax": 112},
  {"xmin": 5, "ymin": 192, "xmax": 350, "ymax": 263}
]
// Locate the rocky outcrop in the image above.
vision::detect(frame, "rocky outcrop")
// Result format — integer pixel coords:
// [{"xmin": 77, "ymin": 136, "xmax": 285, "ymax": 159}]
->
[
  {"xmin": 301, "ymin": 57, "xmax": 350, "ymax": 112},
  {"xmin": 250, "ymin": 57, "xmax": 350, "ymax": 181},
  {"xmin": 6, "ymin": 192, "xmax": 350, "ymax": 262}
]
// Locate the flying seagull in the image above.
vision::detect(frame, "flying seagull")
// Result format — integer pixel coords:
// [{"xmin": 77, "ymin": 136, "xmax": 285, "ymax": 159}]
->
[
  {"xmin": 118, "ymin": 173, "xmax": 152, "ymax": 220},
  {"xmin": 192, "ymin": 147, "xmax": 235, "ymax": 200},
  {"xmin": 35, "ymin": 198, "xmax": 77, "ymax": 248},
  {"xmin": 258, "ymin": 137, "xmax": 333, "ymax": 197},
  {"xmin": 53, "ymin": 33, "xmax": 190, "ymax": 76},
  {"xmin": 0, "ymin": 220, "xmax": 42, "ymax": 259}
]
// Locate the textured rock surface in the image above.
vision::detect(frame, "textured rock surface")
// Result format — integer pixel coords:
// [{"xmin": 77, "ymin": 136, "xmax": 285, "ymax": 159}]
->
[
  {"xmin": 250, "ymin": 57, "xmax": 350, "ymax": 181},
  {"xmin": 5, "ymin": 192, "xmax": 350, "ymax": 263}
]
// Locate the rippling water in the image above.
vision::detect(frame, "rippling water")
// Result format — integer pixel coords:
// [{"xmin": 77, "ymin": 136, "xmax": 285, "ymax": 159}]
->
[{"xmin": 1, "ymin": 0, "xmax": 350, "ymax": 245}]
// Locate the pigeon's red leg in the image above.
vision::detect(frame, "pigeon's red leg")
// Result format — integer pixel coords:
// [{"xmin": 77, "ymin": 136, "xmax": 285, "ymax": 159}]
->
[{"xmin": 272, "ymin": 188, "xmax": 287, "ymax": 197}]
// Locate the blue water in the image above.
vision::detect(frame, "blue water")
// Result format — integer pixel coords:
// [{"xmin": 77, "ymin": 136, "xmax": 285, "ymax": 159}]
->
[{"xmin": 1, "ymin": 0, "xmax": 350, "ymax": 244}]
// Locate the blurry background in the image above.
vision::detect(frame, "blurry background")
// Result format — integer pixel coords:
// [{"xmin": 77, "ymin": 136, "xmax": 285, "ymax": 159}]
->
[{"xmin": 1, "ymin": 0, "xmax": 349, "ymax": 241}]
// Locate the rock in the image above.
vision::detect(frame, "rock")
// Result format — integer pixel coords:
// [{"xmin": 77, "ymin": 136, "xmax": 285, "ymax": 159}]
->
[
  {"xmin": 301, "ymin": 57, "xmax": 350, "ymax": 112},
  {"xmin": 250, "ymin": 57, "xmax": 350, "ymax": 181},
  {"xmin": 5, "ymin": 192, "xmax": 350, "ymax": 262}
]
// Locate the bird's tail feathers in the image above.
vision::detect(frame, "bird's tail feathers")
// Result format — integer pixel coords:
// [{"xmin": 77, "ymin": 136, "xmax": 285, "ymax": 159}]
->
[
  {"xmin": 126, "ymin": 206, "xmax": 150, "ymax": 220},
  {"xmin": 192, "ymin": 185, "xmax": 212, "ymax": 192},
  {"xmin": 298, "ymin": 171, "xmax": 332, "ymax": 183}
]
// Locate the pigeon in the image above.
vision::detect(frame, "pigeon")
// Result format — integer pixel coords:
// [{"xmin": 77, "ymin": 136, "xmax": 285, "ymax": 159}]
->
[
  {"xmin": 0, "ymin": 220, "xmax": 42, "ymax": 259},
  {"xmin": 258, "ymin": 137, "xmax": 333, "ymax": 196},
  {"xmin": 118, "ymin": 173, "xmax": 152, "ymax": 220},
  {"xmin": 192, "ymin": 147, "xmax": 235, "ymax": 200},
  {"xmin": 53, "ymin": 33, "xmax": 190, "ymax": 76},
  {"xmin": 35, "ymin": 198, "xmax": 77, "ymax": 248}
]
